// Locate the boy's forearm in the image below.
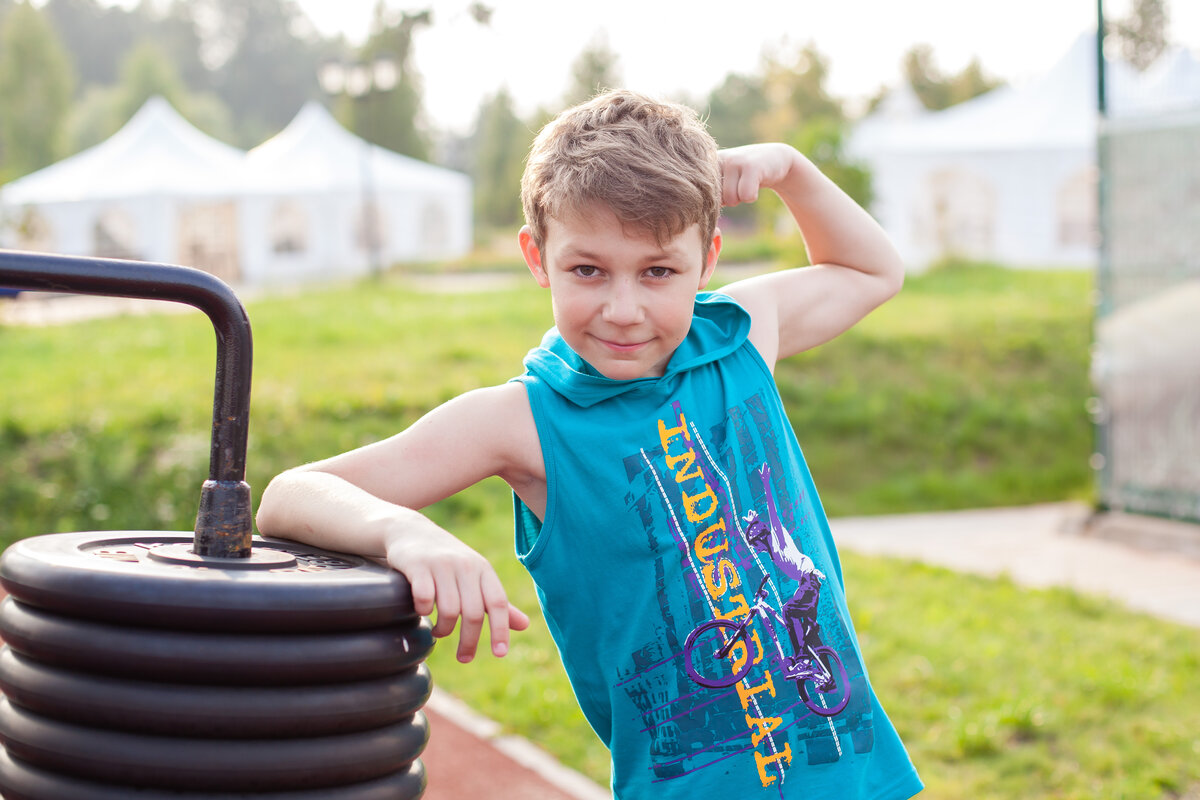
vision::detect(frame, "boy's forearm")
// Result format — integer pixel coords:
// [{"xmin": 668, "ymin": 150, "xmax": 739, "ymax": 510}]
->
[
  {"xmin": 258, "ymin": 467, "xmax": 529, "ymax": 662},
  {"xmin": 256, "ymin": 468, "xmax": 422, "ymax": 559},
  {"xmin": 773, "ymin": 148, "xmax": 903, "ymax": 288}
]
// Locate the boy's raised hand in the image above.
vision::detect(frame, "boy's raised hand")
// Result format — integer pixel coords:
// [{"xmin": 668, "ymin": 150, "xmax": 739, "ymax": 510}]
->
[{"xmin": 718, "ymin": 143, "xmax": 802, "ymax": 207}]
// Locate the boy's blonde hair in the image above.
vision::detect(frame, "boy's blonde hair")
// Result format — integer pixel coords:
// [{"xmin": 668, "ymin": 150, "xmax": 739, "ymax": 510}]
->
[{"xmin": 521, "ymin": 89, "xmax": 721, "ymax": 251}]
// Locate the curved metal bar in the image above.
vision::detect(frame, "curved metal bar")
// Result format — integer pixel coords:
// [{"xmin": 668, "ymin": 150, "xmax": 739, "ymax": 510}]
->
[{"xmin": 0, "ymin": 250, "xmax": 253, "ymax": 557}]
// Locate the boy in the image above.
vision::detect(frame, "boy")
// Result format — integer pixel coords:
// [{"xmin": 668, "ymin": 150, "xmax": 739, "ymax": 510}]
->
[{"xmin": 257, "ymin": 89, "xmax": 922, "ymax": 799}]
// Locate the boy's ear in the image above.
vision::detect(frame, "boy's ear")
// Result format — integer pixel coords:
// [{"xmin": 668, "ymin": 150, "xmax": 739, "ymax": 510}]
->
[
  {"xmin": 698, "ymin": 229, "xmax": 722, "ymax": 289},
  {"xmin": 519, "ymin": 225, "xmax": 550, "ymax": 288}
]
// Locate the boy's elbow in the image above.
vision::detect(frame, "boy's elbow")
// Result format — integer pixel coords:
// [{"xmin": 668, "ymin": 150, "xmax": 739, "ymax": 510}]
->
[
  {"xmin": 875, "ymin": 253, "xmax": 905, "ymax": 302},
  {"xmin": 255, "ymin": 470, "xmax": 300, "ymax": 536},
  {"xmin": 885, "ymin": 261, "xmax": 905, "ymax": 298}
]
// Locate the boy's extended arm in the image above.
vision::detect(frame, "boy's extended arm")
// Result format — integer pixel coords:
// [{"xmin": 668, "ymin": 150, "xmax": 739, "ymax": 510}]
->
[
  {"xmin": 256, "ymin": 382, "xmax": 538, "ymax": 662},
  {"xmin": 718, "ymin": 143, "xmax": 904, "ymax": 368}
]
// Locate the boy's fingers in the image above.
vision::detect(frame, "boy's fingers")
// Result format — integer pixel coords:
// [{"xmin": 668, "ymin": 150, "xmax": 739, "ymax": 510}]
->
[
  {"xmin": 507, "ymin": 604, "xmax": 531, "ymax": 632},
  {"xmin": 428, "ymin": 565, "xmax": 461, "ymax": 639},
  {"xmin": 736, "ymin": 171, "xmax": 760, "ymax": 205},
  {"xmin": 481, "ymin": 572, "xmax": 513, "ymax": 658},
  {"xmin": 407, "ymin": 566, "xmax": 437, "ymax": 618},
  {"xmin": 456, "ymin": 579, "xmax": 486, "ymax": 663}
]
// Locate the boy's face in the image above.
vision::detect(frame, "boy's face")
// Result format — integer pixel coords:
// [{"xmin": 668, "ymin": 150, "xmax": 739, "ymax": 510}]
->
[{"xmin": 519, "ymin": 204, "xmax": 720, "ymax": 381}]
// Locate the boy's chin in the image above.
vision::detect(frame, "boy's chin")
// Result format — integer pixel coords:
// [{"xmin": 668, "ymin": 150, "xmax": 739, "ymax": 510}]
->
[{"xmin": 591, "ymin": 360, "xmax": 666, "ymax": 381}]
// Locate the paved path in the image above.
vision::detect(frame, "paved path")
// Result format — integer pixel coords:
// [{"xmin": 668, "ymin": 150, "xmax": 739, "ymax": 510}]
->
[
  {"xmin": 422, "ymin": 690, "xmax": 609, "ymax": 800},
  {"xmin": 830, "ymin": 502, "xmax": 1200, "ymax": 629}
]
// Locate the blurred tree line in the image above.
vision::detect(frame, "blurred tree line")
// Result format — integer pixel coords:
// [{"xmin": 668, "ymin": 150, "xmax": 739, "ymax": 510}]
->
[{"xmin": 0, "ymin": 0, "xmax": 1170, "ymax": 240}]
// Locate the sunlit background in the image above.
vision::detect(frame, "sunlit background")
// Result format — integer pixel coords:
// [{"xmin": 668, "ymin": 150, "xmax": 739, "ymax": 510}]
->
[{"xmin": 2, "ymin": 4, "xmax": 1199, "ymax": 795}]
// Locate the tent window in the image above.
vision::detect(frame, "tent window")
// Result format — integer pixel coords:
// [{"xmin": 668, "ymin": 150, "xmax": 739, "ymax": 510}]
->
[
  {"xmin": 270, "ymin": 200, "xmax": 309, "ymax": 254},
  {"xmin": 177, "ymin": 202, "xmax": 240, "ymax": 284},
  {"xmin": 1057, "ymin": 167, "xmax": 1098, "ymax": 248},
  {"xmin": 420, "ymin": 201, "xmax": 449, "ymax": 252},
  {"xmin": 355, "ymin": 199, "xmax": 386, "ymax": 253},
  {"xmin": 15, "ymin": 208, "xmax": 55, "ymax": 253},
  {"xmin": 93, "ymin": 207, "xmax": 140, "ymax": 260},
  {"xmin": 922, "ymin": 168, "xmax": 995, "ymax": 259}
]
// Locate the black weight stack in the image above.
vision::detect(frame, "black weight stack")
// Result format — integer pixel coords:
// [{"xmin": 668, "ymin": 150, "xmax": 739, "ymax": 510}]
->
[{"xmin": 0, "ymin": 252, "xmax": 434, "ymax": 799}]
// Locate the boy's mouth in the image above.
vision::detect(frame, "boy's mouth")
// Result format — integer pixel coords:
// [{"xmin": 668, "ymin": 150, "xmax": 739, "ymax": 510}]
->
[{"xmin": 594, "ymin": 336, "xmax": 650, "ymax": 353}]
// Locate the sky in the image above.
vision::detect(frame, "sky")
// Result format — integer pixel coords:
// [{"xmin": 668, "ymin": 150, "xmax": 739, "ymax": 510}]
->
[{"xmin": 295, "ymin": 0, "xmax": 1200, "ymax": 134}]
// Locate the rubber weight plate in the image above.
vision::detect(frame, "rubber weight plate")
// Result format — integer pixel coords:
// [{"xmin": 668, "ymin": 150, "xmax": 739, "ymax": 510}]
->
[
  {"xmin": 0, "ymin": 532, "xmax": 417, "ymax": 632},
  {"xmin": 0, "ymin": 598, "xmax": 433, "ymax": 685},
  {"xmin": 0, "ymin": 748, "xmax": 426, "ymax": 800},
  {"xmin": 0, "ymin": 649, "xmax": 432, "ymax": 738},
  {"xmin": 0, "ymin": 697, "xmax": 428, "ymax": 792}
]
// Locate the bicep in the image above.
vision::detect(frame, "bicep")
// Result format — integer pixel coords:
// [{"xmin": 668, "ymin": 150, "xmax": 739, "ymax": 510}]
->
[{"xmin": 722, "ymin": 265, "xmax": 899, "ymax": 365}]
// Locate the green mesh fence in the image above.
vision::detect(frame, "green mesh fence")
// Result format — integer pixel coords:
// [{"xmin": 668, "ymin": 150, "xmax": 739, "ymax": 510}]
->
[{"xmin": 1094, "ymin": 110, "xmax": 1200, "ymax": 522}]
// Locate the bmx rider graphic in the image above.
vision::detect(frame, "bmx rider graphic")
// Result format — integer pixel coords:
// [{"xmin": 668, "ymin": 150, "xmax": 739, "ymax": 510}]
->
[
  {"xmin": 683, "ymin": 464, "xmax": 851, "ymax": 717},
  {"xmin": 743, "ymin": 465, "xmax": 828, "ymax": 684}
]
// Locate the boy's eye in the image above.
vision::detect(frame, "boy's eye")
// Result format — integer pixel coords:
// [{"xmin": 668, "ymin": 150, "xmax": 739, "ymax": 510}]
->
[
  {"xmin": 573, "ymin": 265, "xmax": 598, "ymax": 277},
  {"xmin": 646, "ymin": 266, "xmax": 673, "ymax": 279}
]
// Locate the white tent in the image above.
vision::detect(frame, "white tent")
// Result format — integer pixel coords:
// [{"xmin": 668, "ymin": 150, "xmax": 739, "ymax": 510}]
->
[
  {"xmin": 1, "ymin": 98, "xmax": 473, "ymax": 287},
  {"xmin": 847, "ymin": 33, "xmax": 1200, "ymax": 271},
  {"xmin": 237, "ymin": 101, "xmax": 472, "ymax": 285},
  {"xmin": 0, "ymin": 97, "xmax": 246, "ymax": 283}
]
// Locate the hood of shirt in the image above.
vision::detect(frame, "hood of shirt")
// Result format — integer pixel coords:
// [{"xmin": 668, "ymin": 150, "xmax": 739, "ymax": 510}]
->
[{"xmin": 520, "ymin": 291, "xmax": 752, "ymax": 408}]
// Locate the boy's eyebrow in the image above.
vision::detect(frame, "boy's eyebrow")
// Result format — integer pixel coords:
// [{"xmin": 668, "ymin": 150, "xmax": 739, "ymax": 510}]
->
[{"xmin": 559, "ymin": 244, "xmax": 685, "ymax": 264}]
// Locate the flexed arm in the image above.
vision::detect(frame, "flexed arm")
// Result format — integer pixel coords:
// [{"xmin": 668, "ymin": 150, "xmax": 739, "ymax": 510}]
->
[{"xmin": 718, "ymin": 143, "xmax": 904, "ymax": 369}]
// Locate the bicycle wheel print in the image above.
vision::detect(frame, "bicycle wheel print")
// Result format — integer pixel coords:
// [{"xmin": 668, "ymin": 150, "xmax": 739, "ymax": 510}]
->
[
  {"xmin": 798, "ymin": 646, "xmax": 850, "ymax": 717},
  {"xmin": 683, "ymin": 620, "xmax": 754, "ymax": 688}
]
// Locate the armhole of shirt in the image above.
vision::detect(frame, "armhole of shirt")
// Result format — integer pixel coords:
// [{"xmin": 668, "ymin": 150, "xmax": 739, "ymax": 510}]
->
[
  {"xmin": 510, "ymin": 376, "xmax": 557, "ymax": 567},
  {"xmin": 740, "ymin": 335, "xmax": 778, "ymax": 386}
]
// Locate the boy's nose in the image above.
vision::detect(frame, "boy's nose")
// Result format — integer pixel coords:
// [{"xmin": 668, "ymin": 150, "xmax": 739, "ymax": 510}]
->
[{"xmin": 602, "ymin": 281, "xmax": 645, "ymax": 326}]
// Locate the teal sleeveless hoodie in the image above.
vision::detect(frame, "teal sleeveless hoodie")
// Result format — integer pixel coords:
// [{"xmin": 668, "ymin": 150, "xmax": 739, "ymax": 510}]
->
[{"xmin": 512, "ymin": 292, "xmax": 922, "ymax": 800}]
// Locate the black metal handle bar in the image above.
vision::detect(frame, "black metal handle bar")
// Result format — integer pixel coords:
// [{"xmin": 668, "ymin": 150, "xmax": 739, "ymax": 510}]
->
[{"xmin": 0, "ymin": 250, "xmax": 254, "ymax": 559}]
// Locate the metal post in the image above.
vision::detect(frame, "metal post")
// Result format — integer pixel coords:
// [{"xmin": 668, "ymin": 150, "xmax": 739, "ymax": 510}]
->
[
  {"xmin": 1092, "ymin": 0, "xmax": 1113, "ymax": 510},
  {"xmin": 1097, "ymin": 0, "xmax": 1108, "ymax": 117},
  {"xmin": 319, "ymin": 57, "xmax": 397, "ymax": 279},
  {"xmin": 0, "ymin": 252, "xmax": 254, "ymax": 558}
]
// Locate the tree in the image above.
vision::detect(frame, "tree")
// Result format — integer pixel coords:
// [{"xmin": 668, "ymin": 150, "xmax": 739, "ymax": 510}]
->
[
  {"xmin": 903, "ymin": 44, "xmax": 1002, "ymax": 111},
  {"xmin": 196, "ymin": 0, "xmax": 324, "ymax": 146},
  {"xmin": 114, "ymin": 40, "xmax": 193, "ymax": 122},
  {"xmin": 753, "ymin": 42, "xmax": 842, "ymax": 144},
  {"xmin": 705, "ymin": 73, "xmax": 768, "ymax": 149},
  {"xmin": 469, "ymin": 88, "xmax": 531, "ymax": 230},
  {"xmin": 735, "ymin": 42, "xmax": 873, "ymax": 236},
  {"xmin": 41, "ymin": 0, "xmax": 140, "ymax": 91},
  {"xmin": 61, "ymin": 40, "xmax": 234, "ymax": 153},
  {"xmin": 1111, "ymin": 0, "xmax": 1169, "ymax": 71},
  {"xmin": 0, "ymin": 2, "xmax": 75, "ymax": 180},
  {"xmin": 350, "ymin": 7, "xmax": 434, "ymax": 161},
  {"xmin": 563, "ymin": 35, "xmax": 622, "ymax": 108}
]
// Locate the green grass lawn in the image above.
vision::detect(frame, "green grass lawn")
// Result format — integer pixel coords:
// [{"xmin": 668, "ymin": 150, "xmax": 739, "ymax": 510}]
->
[{"xmin": 3, "ymin": 262, "xmax": 1198, "ymax": 798}]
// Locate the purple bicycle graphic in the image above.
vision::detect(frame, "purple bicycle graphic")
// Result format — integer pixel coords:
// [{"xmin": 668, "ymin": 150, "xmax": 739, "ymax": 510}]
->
[{"xmin": 683, "ymin": 575, "xmax": 851, "ymax": 717}]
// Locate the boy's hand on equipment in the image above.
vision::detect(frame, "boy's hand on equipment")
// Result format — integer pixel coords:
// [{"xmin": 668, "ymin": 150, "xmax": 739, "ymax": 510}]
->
[
  {"xmin": 385, "ymin": 523, "xmax": 530, "ymax": 663},
  {"xmin": 718, "ymin": 143, "xmax": 801, "ymax": 207}
]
